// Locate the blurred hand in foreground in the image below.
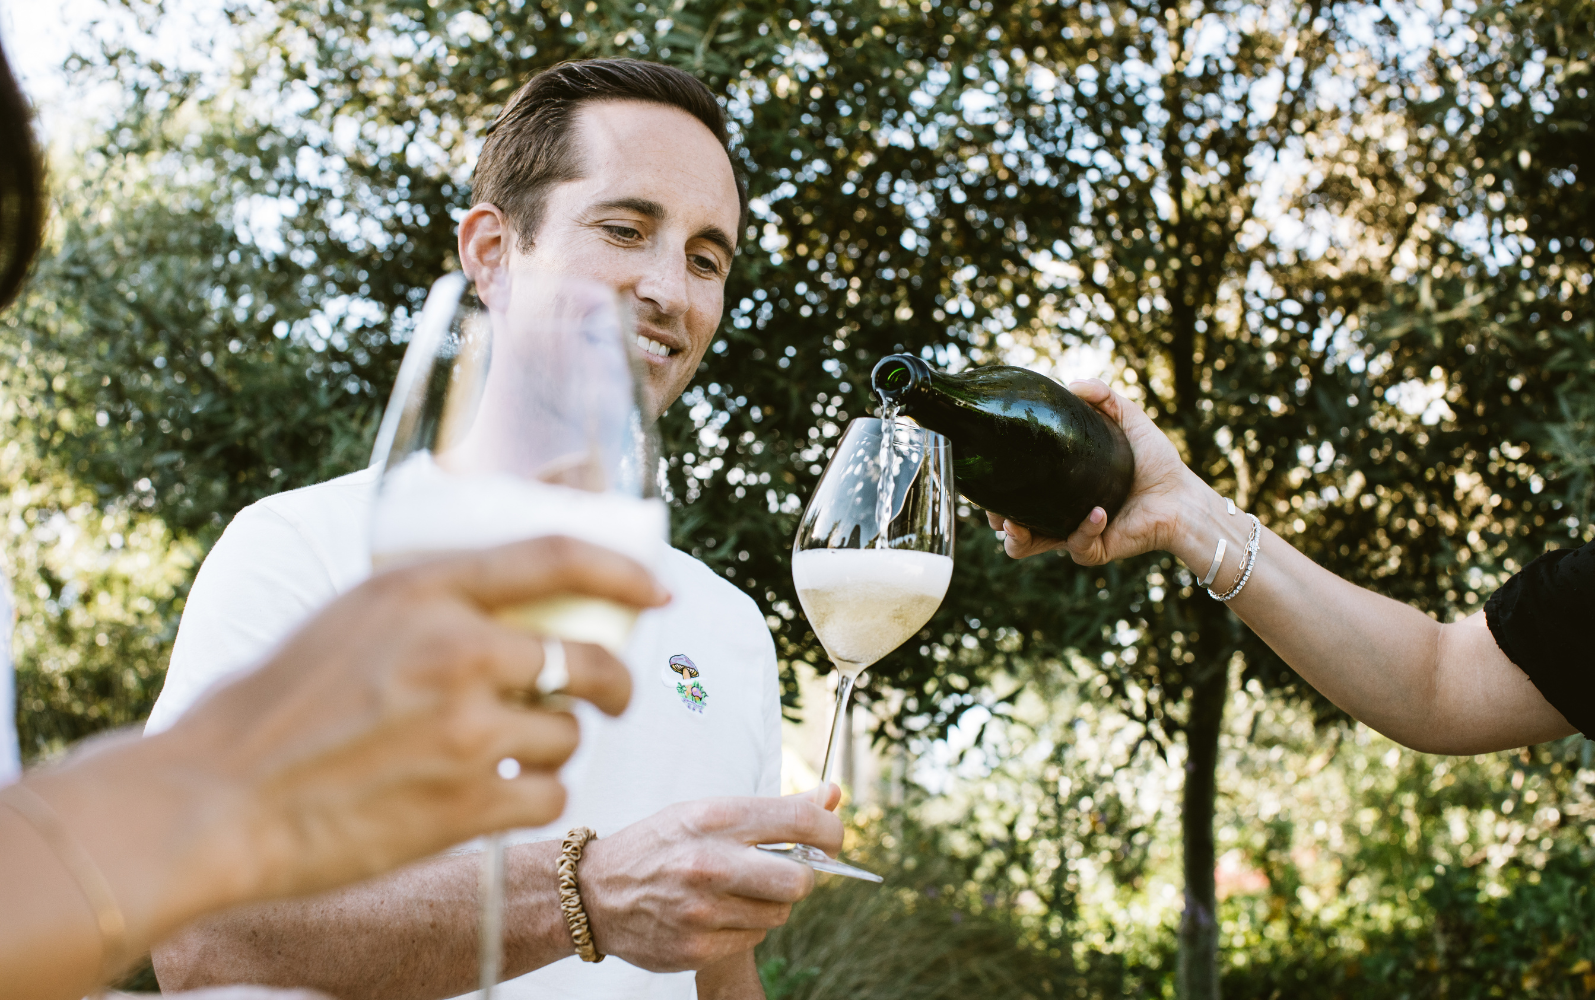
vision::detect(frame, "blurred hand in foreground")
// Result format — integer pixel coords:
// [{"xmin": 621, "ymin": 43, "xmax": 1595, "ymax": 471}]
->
[
  {"xmin": 186, "ymin": 535, "xmax": 658, "ymax": 900},
  {"xmin": 3, "ymin": 536, "xmax": 664, "ymax": 1000}
]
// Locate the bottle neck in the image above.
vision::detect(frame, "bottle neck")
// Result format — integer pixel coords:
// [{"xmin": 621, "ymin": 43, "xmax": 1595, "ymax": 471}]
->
[{"xmin": 870, "ymin": 354, "xmax": 933, "ymax": 407}]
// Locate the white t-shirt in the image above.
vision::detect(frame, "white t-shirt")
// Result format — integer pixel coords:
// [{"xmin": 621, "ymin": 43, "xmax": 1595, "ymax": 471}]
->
[{"xmin": 146, "ymin": 466, "xmax": 783, "ymax": 1000}]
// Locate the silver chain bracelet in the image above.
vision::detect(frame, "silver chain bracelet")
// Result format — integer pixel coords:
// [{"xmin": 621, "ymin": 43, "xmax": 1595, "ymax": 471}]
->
[{"xmin": 1208, "ymin": 512, "xmax": 1260, "ymax": 602}]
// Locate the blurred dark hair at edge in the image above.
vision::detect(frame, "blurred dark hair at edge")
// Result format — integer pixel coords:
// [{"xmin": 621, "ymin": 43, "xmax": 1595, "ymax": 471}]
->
[{"xmin": 0, "ymin": 41, "xmax": 44, "ymax": 312}]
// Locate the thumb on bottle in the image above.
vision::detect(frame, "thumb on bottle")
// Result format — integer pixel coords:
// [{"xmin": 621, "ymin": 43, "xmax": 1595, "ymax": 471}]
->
[{"xmin": 1067, "ymin": 377, "xmax": 1111, "ymax": 403}]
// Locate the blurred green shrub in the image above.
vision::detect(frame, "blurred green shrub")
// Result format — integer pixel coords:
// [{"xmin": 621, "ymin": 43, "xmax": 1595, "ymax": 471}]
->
[
  {"xmin": 756, "ymin": 816, "xmax": 1171, "ymax": 999},
  {"xmin": 1215, "ymin": 848, "xmax": 1595, "ymax": 999},
  {"xmin": 761, "ymin": 797, "xmax": 1594, "ymax": 1000}
]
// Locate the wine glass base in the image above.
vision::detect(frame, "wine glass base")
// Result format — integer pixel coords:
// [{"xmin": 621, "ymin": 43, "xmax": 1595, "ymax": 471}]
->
[{"xmin": 756, "ymin": 842, "xmax": 884, "ymax": 883}]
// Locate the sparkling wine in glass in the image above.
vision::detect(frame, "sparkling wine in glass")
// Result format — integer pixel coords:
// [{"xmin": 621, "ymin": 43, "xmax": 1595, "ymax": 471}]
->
[
  {"xmin": 760, "ymin": 415, "xmax": 955, "ymax": 882},
  {"xmin": 367, "ymin": 271, "xmax": 665, "ymax": 996}
]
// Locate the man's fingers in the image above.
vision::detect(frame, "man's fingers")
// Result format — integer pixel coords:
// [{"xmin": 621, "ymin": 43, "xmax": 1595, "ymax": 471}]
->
[
  {"xmin": 687, "ymin": 930, "xmax": 770, "ymax": 966},
  {"xmin": 700, "ymin": 896, "xmax": 796, "ymax": 931},
  {"xmin": 822, "ymin": 782, "xmax": 842, "ymax": 811},
  {"xmin": 416, "ymin": 536, "xmax": 670, "ymax": 614},
  {"xmin": 723, "ymin": 849, "xmax": 820, "ymax": 903},
  {"xmin": 782, "ymin": 782, "xmax": 842, "ymax": 812},
  {"xmin": 479, "ymin": 624, "xmax": 633, "ymax": 717},
  {"xmin": 809, "ymin": 782, "xmax": 843, "ymax": 812},
  {"xmin": 724, "ymin": 796, "xmax": 844, "ymax": 855}
]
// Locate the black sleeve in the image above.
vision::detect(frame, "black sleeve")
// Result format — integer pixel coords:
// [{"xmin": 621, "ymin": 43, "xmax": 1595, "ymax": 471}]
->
[{"xmin": 1484, "ymin": 539, "xmax": 1595, "ymax": 738}]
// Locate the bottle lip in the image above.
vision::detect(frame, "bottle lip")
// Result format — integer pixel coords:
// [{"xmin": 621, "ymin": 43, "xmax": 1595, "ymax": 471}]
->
[{"xmin": 870, "ymin": 354, "xmax": 930, "ymax": 399}]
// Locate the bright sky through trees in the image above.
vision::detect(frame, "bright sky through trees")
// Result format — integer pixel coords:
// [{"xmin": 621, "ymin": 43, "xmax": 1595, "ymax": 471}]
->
[{"xmin": 2, "ymin": 0, "xmax": 237, "ymax": 144}]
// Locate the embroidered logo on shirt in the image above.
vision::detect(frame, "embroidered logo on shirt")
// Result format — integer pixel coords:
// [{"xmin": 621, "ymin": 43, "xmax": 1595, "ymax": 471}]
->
[{"xmin": 667, "ymin": 654, "xmax": 708, "ymax": 715}]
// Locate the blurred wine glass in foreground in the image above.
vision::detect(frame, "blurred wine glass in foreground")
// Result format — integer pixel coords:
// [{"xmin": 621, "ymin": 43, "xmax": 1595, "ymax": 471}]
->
[{"xmin": 368, "ymin": 270, "xmax": 665, "ymax": 996}]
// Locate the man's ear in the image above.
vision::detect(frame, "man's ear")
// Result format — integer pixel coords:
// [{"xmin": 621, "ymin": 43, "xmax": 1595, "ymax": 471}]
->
[{"xmin": 458, "ymin": 203, "xmax": 512, "ymax": 308}]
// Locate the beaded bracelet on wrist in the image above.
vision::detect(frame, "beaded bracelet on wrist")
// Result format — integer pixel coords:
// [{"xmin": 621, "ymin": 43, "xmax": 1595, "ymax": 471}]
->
[{"xmin": 557, "ymin": 826, "xmax": 604, "ymax": 963}]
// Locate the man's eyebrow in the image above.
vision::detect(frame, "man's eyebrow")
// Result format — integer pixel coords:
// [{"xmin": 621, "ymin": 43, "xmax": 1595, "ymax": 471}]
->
[
  {"xmin": 590, "ymin": 197, "xmax": 668, "ymax": 219},
  {"xmin": 694, "ymin": 225, "xmax": 737, "ymax": 259}
]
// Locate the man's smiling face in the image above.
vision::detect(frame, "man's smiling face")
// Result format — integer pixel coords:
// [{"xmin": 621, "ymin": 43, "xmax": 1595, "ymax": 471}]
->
[{"xmin": 460, "ymin": 99, "xmax": 741, "ymax": 420}]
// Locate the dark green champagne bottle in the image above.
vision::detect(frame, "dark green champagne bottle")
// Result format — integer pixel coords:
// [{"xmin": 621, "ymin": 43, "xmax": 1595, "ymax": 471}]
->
[{"xmin": 870, "ymin": 354, "xmax": 1135, "ymax": 539}]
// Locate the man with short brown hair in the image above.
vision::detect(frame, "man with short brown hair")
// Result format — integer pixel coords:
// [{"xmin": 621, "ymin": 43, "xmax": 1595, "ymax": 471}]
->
[{"xmin": 148, "ymin": 59, "xmax": 836, "ymax": 1000}]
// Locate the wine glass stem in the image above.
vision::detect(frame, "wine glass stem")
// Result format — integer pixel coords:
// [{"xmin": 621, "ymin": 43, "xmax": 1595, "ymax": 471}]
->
[
  {"xmin": 479, "ymin": 832, "xmax": 505, "ymax": 997},
  {"xmin": 818, "ymin": 670, "xmax": 857, "ymax": 790}
]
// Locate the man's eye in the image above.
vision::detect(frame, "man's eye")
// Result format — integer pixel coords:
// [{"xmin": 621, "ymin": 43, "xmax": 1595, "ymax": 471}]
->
[
  {"xmin": 691, "ymin": 254, "xmax": 723, "ymax": 275},
  {"xmin": 604, "ymin": 225, "xmax": 643, "ymax": 241}
]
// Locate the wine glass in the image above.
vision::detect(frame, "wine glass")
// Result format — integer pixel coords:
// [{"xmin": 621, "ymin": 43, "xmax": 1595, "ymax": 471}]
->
[
  {"xmin": 367, "ymin": 271, "xmax": 666, "ymax": 997},
  {"xmin": 758, "ymin": 416, "xmax": 955, "ymax": 882}
]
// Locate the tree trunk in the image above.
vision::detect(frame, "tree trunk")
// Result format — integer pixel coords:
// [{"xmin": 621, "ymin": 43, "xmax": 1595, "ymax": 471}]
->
[{"xmin": 1177, "ymin": 656, "xmax": 1229, "ymax": 1000}]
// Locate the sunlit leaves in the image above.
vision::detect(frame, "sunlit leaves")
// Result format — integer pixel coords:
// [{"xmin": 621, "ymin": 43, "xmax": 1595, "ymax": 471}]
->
[{"xmin": 7, "ymin": 0, "xmax": 1589, "ymax": 776}]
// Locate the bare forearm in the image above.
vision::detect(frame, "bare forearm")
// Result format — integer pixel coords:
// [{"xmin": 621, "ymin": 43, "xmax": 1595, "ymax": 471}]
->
[
  {"xmin": 0, "ymin": 807, "xmax": 105, "ymax": 1000},
  {"xmin": 1011, "ymin": 383, "xmax": 1573, "ymax": 753},
  {"xmin": 155, "ymin": 843, "xmax": 576, "ymax": 1000},
  {"xmin": 1175, "ymin": 488, "xmax": 1441, "ymax": 718},
  {"xmin": 1168, "ymin": 475, "xmax": 1573, "ymax": 752},
  {"xmin": 0, "ymin": 730, "xmax": 277, "ymax": 1000}
]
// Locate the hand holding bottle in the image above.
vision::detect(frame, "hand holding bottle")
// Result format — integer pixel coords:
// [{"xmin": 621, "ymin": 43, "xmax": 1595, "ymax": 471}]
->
[
  {"xmin": 988, "ymin": 378, "xmax": 1203, "ymax": 564},
  {"xmin": 988, "ymin": 379, "xmax": 1585, "ymax": 759}
]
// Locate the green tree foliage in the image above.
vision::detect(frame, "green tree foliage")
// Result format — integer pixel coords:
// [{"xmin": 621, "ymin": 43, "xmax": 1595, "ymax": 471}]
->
[
  {"xmin": 13, "ymin": 148, "xmax": 377, "ymax": 534},
  {"xmin": 3, "ymin": 0, "xmax": 1589, "ymax": 994},
  {"xmin": 0, "ymin": 432, "xmax": 195, "ymax": 754}
]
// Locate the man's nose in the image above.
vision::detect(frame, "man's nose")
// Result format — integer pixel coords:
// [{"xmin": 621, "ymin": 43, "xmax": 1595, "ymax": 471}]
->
[{"xmin": 632, "ymin": 247, "xmax": 690, "ymax": 319}]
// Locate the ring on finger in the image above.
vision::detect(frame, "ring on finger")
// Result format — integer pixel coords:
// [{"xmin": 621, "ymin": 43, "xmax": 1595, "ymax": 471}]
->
[{"xmin": 536, "ymin": 636, "xmax": 569, "ymax": 696}]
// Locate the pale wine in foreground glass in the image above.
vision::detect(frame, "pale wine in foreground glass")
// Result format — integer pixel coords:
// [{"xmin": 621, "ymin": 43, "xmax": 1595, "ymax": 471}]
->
[
  {"xmin": 759, "ymin": 415, "xmax": 955, "ymax": 882},
  {"xmin": 367, "ymin": 271, "xmax": 664, "ymax": 996}
]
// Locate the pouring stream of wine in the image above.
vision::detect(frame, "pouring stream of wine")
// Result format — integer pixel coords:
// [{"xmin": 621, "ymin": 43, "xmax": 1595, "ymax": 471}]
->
[{"xmin": 874, "ymin": 402, "xmax": 900, "ymax": 544}]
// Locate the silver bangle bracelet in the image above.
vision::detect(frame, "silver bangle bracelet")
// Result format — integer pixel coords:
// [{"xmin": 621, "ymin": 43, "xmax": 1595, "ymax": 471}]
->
[
  {"xmin": 1198, "ymin": 538, "xmax": 1227, "ymax": 588},
  {"xmin": 1208, "ymin": 513, "xmax": 1260, "ymax": 602},
  {"xmin": 1197, "ymin": 498, "xmax": 1240, "ymax": 588}
]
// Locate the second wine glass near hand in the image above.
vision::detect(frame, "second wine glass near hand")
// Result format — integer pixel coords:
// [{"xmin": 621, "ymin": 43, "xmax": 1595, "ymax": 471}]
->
[
  {"xmin": 367, "ymin": 271, "xmax": 667, "ymax": 997},
  {"xmin": 759, "ymin": 415, "xmax": 956, "ymax": 882}
]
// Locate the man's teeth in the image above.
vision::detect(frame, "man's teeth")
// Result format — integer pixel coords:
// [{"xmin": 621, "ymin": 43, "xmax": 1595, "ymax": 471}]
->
[{"xmin": 636, "ymin": 334, "xmax": 674, "ymax": 358}]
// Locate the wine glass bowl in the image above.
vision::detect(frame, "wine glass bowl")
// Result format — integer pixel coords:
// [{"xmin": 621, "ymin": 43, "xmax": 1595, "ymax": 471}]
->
[
  {"xmin": 369, "ymin": 272, "xmax": 665, "ymax": 653},
  {"xmin": 792, "ymin": 418, "xmax": 955, "ymax": 677}
]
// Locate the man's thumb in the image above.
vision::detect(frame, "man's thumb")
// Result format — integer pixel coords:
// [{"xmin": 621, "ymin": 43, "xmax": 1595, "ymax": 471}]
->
[{"xmin": 788, "ymin": 782, "xmax": 841, "ymax": 812}]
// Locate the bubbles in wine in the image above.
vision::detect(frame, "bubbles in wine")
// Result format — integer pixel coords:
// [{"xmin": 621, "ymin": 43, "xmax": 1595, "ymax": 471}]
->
[{"xmin": 793, "ymin": 548, "xmax": 952, "ymax": 675}]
